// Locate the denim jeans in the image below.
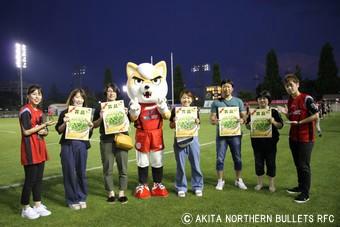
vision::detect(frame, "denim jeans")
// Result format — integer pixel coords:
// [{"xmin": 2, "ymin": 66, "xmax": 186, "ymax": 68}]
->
[
  {"xmin": 174, "ymin": 137, "xmax": 204, "ymax": 192},
  {"xmin": 216, "ymin": 135, "xmax": 242, "ymax": 171}
]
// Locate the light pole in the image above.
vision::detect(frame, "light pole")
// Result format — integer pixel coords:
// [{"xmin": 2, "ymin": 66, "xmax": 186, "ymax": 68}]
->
[
  {"xmin": 254, "ymin": 74, "xmax": 260, "ymax": 91},
  {"xmin": 15, "ymin": 43, "xmax": 27, "ymax": 106},
  {"xmin": 171, "ymin": 52, "xmax": 174, "ymax": 107}
]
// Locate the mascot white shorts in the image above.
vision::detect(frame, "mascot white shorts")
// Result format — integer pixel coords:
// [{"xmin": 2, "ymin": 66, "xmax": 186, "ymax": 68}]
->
[{"xmin": 136, "ymin": 150, "xmax": 164, "ymax": 168}]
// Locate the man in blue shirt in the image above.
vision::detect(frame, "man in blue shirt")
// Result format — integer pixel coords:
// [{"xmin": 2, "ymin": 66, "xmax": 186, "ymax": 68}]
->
[{"xmin": 210, "ymin": 79, "xmax": 247, "ymax": 190}]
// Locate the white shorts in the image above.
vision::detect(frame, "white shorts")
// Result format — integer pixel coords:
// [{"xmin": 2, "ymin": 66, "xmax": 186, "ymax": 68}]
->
[{"xmin": 136, "ymin": 150, "xmax": 163, "ymax": 168}]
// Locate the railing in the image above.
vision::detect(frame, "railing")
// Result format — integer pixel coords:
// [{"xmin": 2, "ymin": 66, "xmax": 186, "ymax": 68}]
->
[{"xmin": 0, "ymin": 111, "xmax": 18, "ymax": 118}]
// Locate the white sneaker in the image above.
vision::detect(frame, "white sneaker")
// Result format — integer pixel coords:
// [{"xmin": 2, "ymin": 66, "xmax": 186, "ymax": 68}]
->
[
  {"xmin": 79, "ymin": 202, "xmax": 87, "ymax": 209},
  {"xmin": 68, "ymin": 204, "xmax": 81, "ymax": 210},
  {"xmin": 254, "ymin": 184, "xmax": 263, "ymax": 191},
  {"xmin": 195, "ymin": 190, "xmax": 203, "ymax": 197},
  {"xmin": 215, "ymin": 180, "xmax": 225, "ymax": 190},
  {"xmin": 21, "ymin": 206, "xmax": 40, "ymax": 219},
  {"xmin": 177, "ymin": 191, "xmax": 186, "ymax": 198},
  {"xmin": 33, "ymin": 204, "xmax": 51, "ymax": 217},
  {"xmin": 235, "ymin": 178, "xmax": 247, "ymax": 190}
]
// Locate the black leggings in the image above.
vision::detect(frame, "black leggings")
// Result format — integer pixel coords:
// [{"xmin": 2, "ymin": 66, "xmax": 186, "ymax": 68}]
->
[
  {"xmin": 289, "ymin": 140, "xmax": 313, "ymax": 196},
  {"xmin": 20, "ymin": 162, "xmax": 45, "ymax": 205}
]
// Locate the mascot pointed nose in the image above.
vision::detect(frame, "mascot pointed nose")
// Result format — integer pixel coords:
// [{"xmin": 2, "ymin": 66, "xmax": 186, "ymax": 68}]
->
[{"xmin": 144, "ymin": 85, "xmax": 150, "ymax": 90}]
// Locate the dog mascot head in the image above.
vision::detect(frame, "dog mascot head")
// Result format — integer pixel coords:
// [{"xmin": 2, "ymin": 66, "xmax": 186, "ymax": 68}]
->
[{"xmin": 126, "ymin": 61, "xmax": 168, "ymax": 103}]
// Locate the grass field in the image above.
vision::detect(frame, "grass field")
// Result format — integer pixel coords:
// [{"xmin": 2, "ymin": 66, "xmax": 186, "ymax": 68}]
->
[{"xmin": 0, "ymin": 113, "xmax": 339, "ymax": 226}]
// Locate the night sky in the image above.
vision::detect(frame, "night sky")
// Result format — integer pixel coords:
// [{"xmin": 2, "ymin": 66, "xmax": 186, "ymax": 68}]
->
[{"xmin": 1, "ymin": 0, "xmax": 340, "ymax": 97}]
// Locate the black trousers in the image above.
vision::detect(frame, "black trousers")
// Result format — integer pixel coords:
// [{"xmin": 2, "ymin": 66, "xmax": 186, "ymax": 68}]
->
[
  {"xmin": 251, "ymin": 139, "xmax": 278, "ymax": 177},
  {"xmin": 289, "ymin": 140, "xmax": 313, "ymax": 196},
  {"xmin": 20, "ymin": 162, "xmax": 45, "ymax": 205}
]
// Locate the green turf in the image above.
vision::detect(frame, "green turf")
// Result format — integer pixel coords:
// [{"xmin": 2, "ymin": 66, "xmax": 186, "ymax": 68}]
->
[{"xmin": 0, "ymin": 113, "xmax": 339, "ymax": 226}]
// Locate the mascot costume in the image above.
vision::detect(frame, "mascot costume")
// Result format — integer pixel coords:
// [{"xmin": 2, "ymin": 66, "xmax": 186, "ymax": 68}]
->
[{"xmin": 126, "ymin": 61, "xmax": 171, "ymax": 199}]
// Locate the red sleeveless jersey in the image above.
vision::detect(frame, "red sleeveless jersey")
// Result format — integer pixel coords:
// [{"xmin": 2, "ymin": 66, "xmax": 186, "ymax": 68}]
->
[
  {"xmin": 134, "ymin": 103, "xmax": 164, "ymax": 152},
  {"xmin": 288, "ymin": 93, "xmax": 315, "ymax": 142},
  {"xmin": 19, "ymin": 104, "xmax": 48, "ymax": 165},
  {"xmin": 134, "ymin": 103, "xmax": 163, "ymax": 130}
]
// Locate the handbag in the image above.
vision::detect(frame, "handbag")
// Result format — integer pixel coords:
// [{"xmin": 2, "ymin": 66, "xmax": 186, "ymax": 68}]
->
[
  {"xmin": 114, "ymin": 133, "xmax": 134, "ymax": 151},
  {"xmin": 176, "ymin": 137, "xmax": 194, "ymax": 148}
]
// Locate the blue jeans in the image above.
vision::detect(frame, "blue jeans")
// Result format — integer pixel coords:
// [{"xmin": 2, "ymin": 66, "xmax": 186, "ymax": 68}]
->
[
  {"xmin": 60, "ymin": 141, "xmax": 88, "ymax": 205},
  {"xmin": 216, "ymin": 136, "xmax": 242, "ymax": 171},
  {"xmin": 173, "ymin": 137, "xmax": 204, "ymax": 192}
]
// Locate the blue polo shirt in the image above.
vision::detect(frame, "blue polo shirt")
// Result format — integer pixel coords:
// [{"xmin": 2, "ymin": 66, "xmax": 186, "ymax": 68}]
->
[
  {"xmin": 211, "ymin": 97, "xmax": 245, "ymax": 117},
  {"xmin": 211, "ymin": 97, "xmax": 245, "ymax": 136}
]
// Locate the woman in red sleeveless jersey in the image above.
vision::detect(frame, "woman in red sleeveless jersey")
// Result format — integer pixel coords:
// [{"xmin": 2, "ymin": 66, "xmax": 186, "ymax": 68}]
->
[{"xmin": 19, "ymin": 85, "xmax": 55, "ymax": 219}]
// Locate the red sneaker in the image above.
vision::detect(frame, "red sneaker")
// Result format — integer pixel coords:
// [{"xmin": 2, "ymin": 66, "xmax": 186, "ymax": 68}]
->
[
  {"xmin": 151, "ymin": 183, "xmax": 169, "ymax": 197},
  {"xmin": 134, "ymin": 184, "xmax": 151, "ymax": 199}
]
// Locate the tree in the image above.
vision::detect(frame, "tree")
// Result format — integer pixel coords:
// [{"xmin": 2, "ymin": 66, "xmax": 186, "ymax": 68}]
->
[
  {"xmin": 104, "ymin": 68, "xmax": 113, "ymax": 86},
  {"xmin": 212, "ymin": 64, "xmax": 221, "ymax": 86},
  {"xmin": 48, "ymin": 83, "xmax": 63, "ymax": 103},
  {"xmin": 295, "ymin": 65, "xmax": 303, "ymax": 82},
  {"xmin": 257, "ymin": 49, "xmax": 284, "ymax": 99},
  {"xmin": 43, "ymin": 83, "xmax": 66, "ymax": 110},
  {"xmin": 238, "ymin": 90, "xmax": 255, "ymax": 101},
  {"xmin": 300, "ymin": 79, "xmax": 319, "ymax": 99},
  {"xmin": 317, "ymin": 42, "xmax": 339, "ymax": 95},
  {"xmin": 173, "ymin": 65, "xmax": 185, "ymax": 103},
  {"xmin": 293, "ymin": 66, "xmax": 318, "ymax": 97},
  {"xmin": 83, "ymin": 87, "xmax": 97, "ymax": 107}
]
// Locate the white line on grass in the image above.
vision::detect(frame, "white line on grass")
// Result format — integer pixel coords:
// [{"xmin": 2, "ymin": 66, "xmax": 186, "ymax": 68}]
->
[
  {"xmin": 0, "ymin": 130, "xmax": 16, "ymax": 134},
  {"xmin": 0, "ymin": 141, "xmax": 215, "ymax": 190}
]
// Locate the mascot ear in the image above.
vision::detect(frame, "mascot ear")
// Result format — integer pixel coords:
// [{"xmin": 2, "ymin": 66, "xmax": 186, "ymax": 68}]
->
[
  {"xmin": 155, "ymin": 61, "xmax": 167, "ymax": 78},
  {"xmin": 126, "ymin": 62, "xmax": 138, "ymax": 79}
]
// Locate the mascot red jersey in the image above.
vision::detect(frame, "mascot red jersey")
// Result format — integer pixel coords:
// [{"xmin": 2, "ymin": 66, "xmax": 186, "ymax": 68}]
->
[{"xmin": 126, "ymin": 61, "xmax": 171, "ymax": 199}]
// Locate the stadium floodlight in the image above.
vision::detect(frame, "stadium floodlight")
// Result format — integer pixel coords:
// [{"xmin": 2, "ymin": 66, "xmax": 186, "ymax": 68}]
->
[
  {"xmin": 15, "ymin": 42, "xmax": 27, "ymax": 106},
  {"xmin": 73, "ymin": 65, "xmax": 86, "ymax": 88},
  {"xmin": 122, "ymin": 85, "xmax": 127, "ymax": 93},
  {"xmin": 191, "ymin": 64, "xmax": 210, "ymax": 72}
]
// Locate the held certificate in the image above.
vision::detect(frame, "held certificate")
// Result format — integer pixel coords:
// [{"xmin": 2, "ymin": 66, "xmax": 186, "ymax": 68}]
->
[
  {"xmin": 218, "ymin": 107, "xmax": 241, "ymax": 136},
  {"xmin": 175, "ymin": 106, "xmax": 198, "ymax": 138},
  {"xmin": 101, "ymin": 100, "xmax": 129, "ymax": 135},
  {"xmin": 65, "ymin": 106, "xmax": 92, "ymax": 141},
  {"xmin": 250, "ymin": 108, "xmax": 272, "ymax": 138}
]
